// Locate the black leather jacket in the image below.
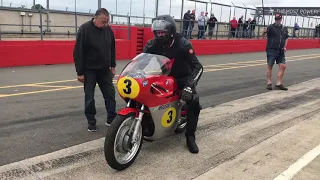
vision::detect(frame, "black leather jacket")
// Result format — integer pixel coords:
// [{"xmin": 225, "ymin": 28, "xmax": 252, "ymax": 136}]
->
[{"xmin": 142, "ymin": 33, "xmax": 203, "ymax": 89}]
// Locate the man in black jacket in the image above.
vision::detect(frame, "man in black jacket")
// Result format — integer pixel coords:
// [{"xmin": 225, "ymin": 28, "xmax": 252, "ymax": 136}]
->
[
  {"xmin": 73, "ymin": 8, "xmax": 117, "ymax": 132},
  {"xmin": 263, "ymin": 13, "xmax": 289, "ymax": 91},
  {"xmin": 143, "ymin": 15, "xmax": 203, "ymax": 154},
  {"xmin": 237, "ymin": 15, "xmax": 244, "ymax": 38},
  {"xmin": 182, "ymin": 10, "xmax": 191, "ymax": 38}
]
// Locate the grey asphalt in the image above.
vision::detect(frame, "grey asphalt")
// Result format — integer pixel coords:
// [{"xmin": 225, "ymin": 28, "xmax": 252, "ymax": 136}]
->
[
  {"xmin": 1, "ymin": 77, "xmax": 319, "ymax": 180},
  {"xmin": 0, "ymin": 49, "xmax": 319, "ymax": 167}
]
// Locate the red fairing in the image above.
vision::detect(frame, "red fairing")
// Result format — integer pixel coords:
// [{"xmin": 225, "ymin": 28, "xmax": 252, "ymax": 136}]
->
[
  {"xmin": 117, "ymin": 108, "xmax": 137, "ymax": 116},
  {"xmin": 117, "ymin": 75, "xmax": 180, "ymax": 108}
]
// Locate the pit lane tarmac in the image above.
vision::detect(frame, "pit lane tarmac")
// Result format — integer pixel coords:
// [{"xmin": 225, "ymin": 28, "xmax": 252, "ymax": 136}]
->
[{"xmin": 0, "ymin": 49, "xmax": 319, "ymax": 180}]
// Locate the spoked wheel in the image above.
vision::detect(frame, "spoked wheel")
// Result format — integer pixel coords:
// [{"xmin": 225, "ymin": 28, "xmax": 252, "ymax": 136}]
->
[{"xmin": 104, "ymin": 113, "xmax": 143, "ymax": 171}]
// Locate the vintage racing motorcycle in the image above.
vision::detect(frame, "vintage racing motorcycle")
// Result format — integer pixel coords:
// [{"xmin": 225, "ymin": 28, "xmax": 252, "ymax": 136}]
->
[{"xmin": 104, "ymin": 53, "xmax": 188, "ymax": 171}]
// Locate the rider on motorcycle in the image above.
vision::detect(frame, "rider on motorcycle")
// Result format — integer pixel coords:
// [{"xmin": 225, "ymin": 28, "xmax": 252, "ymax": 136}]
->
[{"xmin": 142, "ymin": 15, "xmax": 204, "ymax": 154}]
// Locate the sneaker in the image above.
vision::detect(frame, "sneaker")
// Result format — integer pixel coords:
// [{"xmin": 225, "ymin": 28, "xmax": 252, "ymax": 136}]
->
[
  {"xmin": 105, "ymin": 119, "xmax": 113, "ymax": 126},
  {"xmin": 186, "ymin": 136, "xmax": 199, "ymax": 154},
  {"xmin": 266, "ymin": 84, "xmax": 272, "ymax": 90},
  {"xmin": 275, "ymin": 84, "xmax": 288, "ymax": 91},
  {"xmin": 88, "ymin": 124, "xmax": 97, "ymax": 132}
]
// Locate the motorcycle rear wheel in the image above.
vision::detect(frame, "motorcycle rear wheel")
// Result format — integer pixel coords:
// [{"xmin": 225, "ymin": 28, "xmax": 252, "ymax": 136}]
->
[{"xmin": 104, "ymin": 113, "xmax": 143, "ymax": 171}]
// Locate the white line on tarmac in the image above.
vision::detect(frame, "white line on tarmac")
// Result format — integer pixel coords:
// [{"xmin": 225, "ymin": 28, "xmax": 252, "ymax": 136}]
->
[{"xmin": 273, "ymin": 144, "xmax": 320, "ymax": 180}]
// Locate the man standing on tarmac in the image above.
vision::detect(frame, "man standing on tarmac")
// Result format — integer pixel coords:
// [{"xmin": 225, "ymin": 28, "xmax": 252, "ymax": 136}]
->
[
  {"xmin": 264, "ymin": 13, "xmax": 289, "ymax": 91},
  {"xmin": 73, "ymin": 8, "xmax": 117, "ymax": 132}
]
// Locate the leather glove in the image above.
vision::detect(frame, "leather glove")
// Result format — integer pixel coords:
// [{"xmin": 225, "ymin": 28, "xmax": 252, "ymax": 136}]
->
[{"xmin": 181, "ymin": 86, "xmax": 193, "ymax": 102}]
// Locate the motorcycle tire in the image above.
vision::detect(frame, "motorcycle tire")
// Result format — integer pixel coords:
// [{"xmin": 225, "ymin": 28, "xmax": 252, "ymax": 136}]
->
[{"xmin": 104, "ymin": 113, "xmax": 143, "ymax": 171}]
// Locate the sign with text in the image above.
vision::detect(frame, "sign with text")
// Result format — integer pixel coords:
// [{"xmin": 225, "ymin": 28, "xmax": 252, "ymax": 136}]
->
[{"xmin": 256, "ymin": 7, "xmax": 320, "ymax": 17}]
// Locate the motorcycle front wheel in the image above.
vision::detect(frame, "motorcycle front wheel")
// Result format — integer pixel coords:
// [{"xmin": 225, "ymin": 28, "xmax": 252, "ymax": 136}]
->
[{"xmin": 104, "ymin": 113, "xmax": 143, "ymax": 171}]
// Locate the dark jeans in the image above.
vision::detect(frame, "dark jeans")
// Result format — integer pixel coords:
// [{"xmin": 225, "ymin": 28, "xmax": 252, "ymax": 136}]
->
[
  {"xmin": 84, "ymin": 69, "xmax": 117, "ymax": 125},
  {"xmin": 230, "ymin": 28, "xmax": 236, "ymax": 38},
  {"xmin": 188, "ymin": 24, "xmax": 194, "ymax": 39},
  {"xmin": 198, "ymin": 25, "xmax": 205, "ymax": 39},
  {"xmin": 208, "ymin": 26, "xmax": 214, "ymax": 37},
  {"xmin": 182, "ymin": 23, "xmax": 189, "ymax": 38}
]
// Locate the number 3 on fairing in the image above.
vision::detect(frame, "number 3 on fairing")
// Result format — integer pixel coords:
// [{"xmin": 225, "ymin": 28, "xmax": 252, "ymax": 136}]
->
[
  {"xmin": 117, "ymin": 77, "xmax": 140, "ymax": 99},
  {"xmin": 161, "ymin": 107, "xmax": 176, "ymax": 127},
  {"xmin": 123, "ymin": 79, "xmax": 132, "ymax": 94},
  {"xmin": 167, "ymin": 110, "xmax": 173, "ymax": 123}
]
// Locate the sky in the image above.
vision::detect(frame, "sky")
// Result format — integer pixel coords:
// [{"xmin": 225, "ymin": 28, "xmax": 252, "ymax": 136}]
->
[{"xmin": 2, "ymin": 0, "xmax": 320, "ymax": 27}]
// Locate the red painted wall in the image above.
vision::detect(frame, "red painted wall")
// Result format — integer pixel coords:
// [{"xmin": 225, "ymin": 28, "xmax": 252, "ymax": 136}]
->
[
  {"xmin": 0, "ymin": 40, "xmax": 131, "ymax": 68},
  {"xmin": 0, "ymin": 26, "xmax": 319, "ymax": 68},
  {"xmin": 143, "ymin": 27, "xmax": 154, "ymax": 46},
  {"xmin": 110, "ymin": 25, "xmax": 131, "ymax": 39}
]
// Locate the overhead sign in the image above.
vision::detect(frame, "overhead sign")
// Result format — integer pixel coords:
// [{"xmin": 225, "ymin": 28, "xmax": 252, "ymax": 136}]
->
[{"xmin": 256, "ymin": 7, "xmax": 320, "ymax": 17}]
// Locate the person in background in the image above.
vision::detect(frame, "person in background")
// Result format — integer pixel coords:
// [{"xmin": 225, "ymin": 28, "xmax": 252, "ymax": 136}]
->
[
  {"xmin": 207, "ymin": 13, "xmax": 218, "ymax": 39},
  {"xmin": 182, "ymin": 10, "xmax": 191, "ymax": 38},
  {"xmin": 197, "ymin": 11, "xmax": 206, "ymax": 39},
  {"xmin": 250, "ymin": 17, "xmax": 256, "ymax": 38},
  {"xmin": 243, "ymin": 18, "xmax": 251, "ymax": 38},
  {"xmin": 237, "ymin": 15, "xmax": 244, "ymax": 38},
  {"xmin": 73, "ymin": 8, "xmax": 117, "ymax": 132},
  {"xmin": 293, "ymin": 23, "xmax": 300, "ymax": 38},
  {"xmin": 263, "ymin": 13, "xmax": 289, "ymax": 91},
  {"xmin": 187, "ymin": 10, "xmax": 196, "ymax": 39},
  {"xmin": 315, "ymin": 24, "xmax": 320, "ymax": 38},
  {"xmin": 204, "ymin": 12, "xmax": 210, "ymax": 39},
  {"xmin": 230, "ymin": 17, "xmax": 238, "ymax": 38}
]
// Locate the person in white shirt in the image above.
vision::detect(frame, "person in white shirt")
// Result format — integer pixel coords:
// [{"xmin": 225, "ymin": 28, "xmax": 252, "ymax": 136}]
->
[{"xmin": 197, "ymin": 11, "xmax": 205, "ymax": 39}]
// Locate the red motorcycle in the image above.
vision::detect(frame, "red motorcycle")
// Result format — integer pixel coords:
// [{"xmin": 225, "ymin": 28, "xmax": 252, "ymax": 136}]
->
[{"xmin": 104, "ymin": 53, "xmax": 188, "ymax": 171}]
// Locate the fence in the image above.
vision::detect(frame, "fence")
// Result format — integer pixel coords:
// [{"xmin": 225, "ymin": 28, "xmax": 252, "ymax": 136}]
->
[
  {"xmin": 1, "ymin": 0, "xmax": 319, "ymax": 26},
  {"xmin": 182, "ymin": 0, "xmax": 319, "ymax": 27},
  {"xmin": 0, "ymin": 0, "xmax": 319, "ymax": 40},
  {"xmin": 0, "ymin": 5, "xmax": 157, "ymax": 40},
  {"xmin": 179, "ymin": 20, "xmax": 320, "ymax": 40},
  {"xmin": 177, "ymin": 0, "xmax": 320, "ymax": 39}
]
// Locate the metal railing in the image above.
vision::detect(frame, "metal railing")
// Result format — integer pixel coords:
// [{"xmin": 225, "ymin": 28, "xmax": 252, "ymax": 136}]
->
[
  {"xmin": 0, "ymin": 5, "xmax": 155, "ymax": 40},
  {"xmin": 182, "ymin": 0, "xmax": 320, "ymax": 30},
  {"xmin": 1, "ymin": 20, "xmax": 319, "ymax": 41},
  {"xmin": 178, "ymin": 19, "xmax": 320, "ymax": 40},
  {"xmin": 0, "ymin": 12, "xmax": 151, "ymax": 40},
  {"xmin": 0, "ymin": 1, "xmax": 319, "ymax": 41}
]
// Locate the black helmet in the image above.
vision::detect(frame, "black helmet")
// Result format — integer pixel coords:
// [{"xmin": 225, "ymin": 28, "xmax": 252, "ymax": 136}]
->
[{"xmin": 151, "ymin": 15, "xmax": 177, "ymax": 46}]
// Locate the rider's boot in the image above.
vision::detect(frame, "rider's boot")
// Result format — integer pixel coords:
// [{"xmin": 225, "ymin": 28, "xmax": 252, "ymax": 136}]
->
[
  {"xmin": 185, "ymin": 92, "xmax": 201, "ymax": 154},
  {"xmin": 186, "ymin": 136, "xmax": 199, "ymax": 153},
  {"xmin": 185, "ymin": 105, "xmax": 200, "ymax": 153}
]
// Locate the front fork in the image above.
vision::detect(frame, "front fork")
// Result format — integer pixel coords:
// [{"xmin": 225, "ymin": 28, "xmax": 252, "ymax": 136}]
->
[{"xmin": 126, "ymin": 99, "xmax": 145, "ymax": 144}]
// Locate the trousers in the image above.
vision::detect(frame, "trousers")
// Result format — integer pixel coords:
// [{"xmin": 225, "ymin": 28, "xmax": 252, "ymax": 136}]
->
[
  {"xmin": 177, "ymin": 78, "xmax": 201, "ymax": 138},
  {"xmin": 83, "ymin": 69, "xmax": 117, "ymax": 125}
]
